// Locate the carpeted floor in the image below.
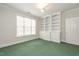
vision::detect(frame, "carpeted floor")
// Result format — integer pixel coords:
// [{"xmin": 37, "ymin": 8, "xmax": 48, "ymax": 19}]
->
[{"xmin": 0, "ymin": 38, "xmax": 79, "ymax": 56}]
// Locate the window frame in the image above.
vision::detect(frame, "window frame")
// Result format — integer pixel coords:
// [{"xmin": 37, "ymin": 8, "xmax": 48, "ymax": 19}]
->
[{"xmin": 16, "ymin": 16, "xmax": 36, "ymax": 37}]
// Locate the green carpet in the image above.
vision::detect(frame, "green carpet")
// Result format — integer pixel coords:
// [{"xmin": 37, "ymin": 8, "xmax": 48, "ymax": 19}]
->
[{"xmin": 0, "ymin": 39, "xmax": 79, "ymax": 56}]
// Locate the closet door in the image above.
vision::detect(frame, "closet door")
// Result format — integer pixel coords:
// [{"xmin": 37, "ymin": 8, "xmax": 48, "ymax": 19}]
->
[
  {"xmin": 66, "ymin": 17, "xmax": 79, "ymax": 45},
  {"xmin": 51, "ymin": 14, "xmax": 61, "ymax": 43}
]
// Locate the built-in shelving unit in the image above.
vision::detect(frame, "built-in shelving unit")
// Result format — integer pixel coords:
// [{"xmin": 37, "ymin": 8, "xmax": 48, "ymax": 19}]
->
[{"xmin": 40, "ymin": 12, "xmax": 61, "ymax": 43}]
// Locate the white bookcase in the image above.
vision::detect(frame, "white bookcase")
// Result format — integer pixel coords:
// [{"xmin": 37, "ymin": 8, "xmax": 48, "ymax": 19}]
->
[{"xmin": 40, "ymin": 12, "xmax": 61, "ymax": 43}]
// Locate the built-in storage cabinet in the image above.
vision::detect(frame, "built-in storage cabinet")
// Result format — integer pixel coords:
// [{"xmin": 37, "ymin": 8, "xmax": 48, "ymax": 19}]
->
[
  {"xmin": 44, "ymin": 16, "xmax": 50, "ymax": 31},
  {"xmin": 41, "ymin": 19, "xmax": 45, "ymax": 31},
  {"xmin": 40, "ymin": 12, "xmax": 61, "ymax": 43},
  {"xmin": 41, "ymin": 16, "xmax": 50, "ymax": 32},
  {"xmin": 51, "ymin": 14, "xmax": 61, "ymax": 31}
]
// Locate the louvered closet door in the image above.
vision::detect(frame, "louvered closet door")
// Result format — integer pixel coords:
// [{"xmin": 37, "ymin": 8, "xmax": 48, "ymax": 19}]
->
[{"xmin": 51, "ymin": 14, "xmax": 61, "ymax": 43}]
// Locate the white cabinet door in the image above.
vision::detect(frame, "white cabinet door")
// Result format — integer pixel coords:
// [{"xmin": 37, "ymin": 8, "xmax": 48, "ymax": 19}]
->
[
  {"xmin": 40, "ymin": 32, "xmax": 51, "ymax": 41},
  {"xmin": 51, "ymin": 31, "xmax": 60, "ymax": 43},
  {"xmin": 66, "ymin": 17, "xmax": 79, "ymax": 45}
]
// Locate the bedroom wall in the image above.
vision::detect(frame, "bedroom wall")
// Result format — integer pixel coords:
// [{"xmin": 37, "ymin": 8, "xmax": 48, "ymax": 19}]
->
[{"xmin": 0, "ymin": 4, "xmax": 40, "ymax": 48}]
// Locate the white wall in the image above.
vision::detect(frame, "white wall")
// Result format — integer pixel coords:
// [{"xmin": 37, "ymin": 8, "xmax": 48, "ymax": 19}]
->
[
  {"xmin": 0, "ymin": 4, "xmax": 40, "ymax": 48},
  {"xmin": 61, "ymin": 7, "xmax": 79, "ymax": 45}
]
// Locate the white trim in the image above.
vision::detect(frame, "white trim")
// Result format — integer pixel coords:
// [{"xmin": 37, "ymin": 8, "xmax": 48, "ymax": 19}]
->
[
  {"xmin": 62, "ymin": 40, "xmax": 79, "ymax": 46},
  {"xmin": 0, "ymin": 36, "xmax": 38, "ymax": 48}
]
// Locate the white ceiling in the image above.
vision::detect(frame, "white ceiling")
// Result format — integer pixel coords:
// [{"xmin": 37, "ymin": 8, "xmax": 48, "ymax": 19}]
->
[{"xmin": 6, "ymin": 3, "xmax": 79, "ymax": 17}]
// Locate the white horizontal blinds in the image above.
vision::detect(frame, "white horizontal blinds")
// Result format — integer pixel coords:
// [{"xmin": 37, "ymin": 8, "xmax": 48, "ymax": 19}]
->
[
  {"xmin": 31, "ymin": 19, "xmax": 36, "ymax": 34},
  {"xmin": 17, "ymin": 16, "xmax": 23, "ymax": 37},
  {"xmin": 17, "ymin": 16, "xmax": 36, "ymax": 37},
  {"xmin": 24, "ymin": 18, "xmax": 32, "ymax": 35}
]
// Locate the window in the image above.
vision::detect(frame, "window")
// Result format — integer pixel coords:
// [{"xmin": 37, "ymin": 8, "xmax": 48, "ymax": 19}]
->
[
  {"xmin": 17, "ymin": 16, "xmax": 36, "ymax": 37},
  {"xmin": 17, "ymin": 16, "xmax": 24, "ymax": 36},
  {"xmin": 31, "ymin": 20, "xmax": 36, "ymax": 34}
]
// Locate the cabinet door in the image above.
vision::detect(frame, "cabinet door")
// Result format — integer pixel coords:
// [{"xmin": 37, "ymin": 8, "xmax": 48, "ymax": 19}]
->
[
  {"xmin": 51, "ymin": 31, "xmax": 60, "ymax": 43},
  {"xmin": 40, "ymin": 32, "xmax": 51, "ymax": 41}
]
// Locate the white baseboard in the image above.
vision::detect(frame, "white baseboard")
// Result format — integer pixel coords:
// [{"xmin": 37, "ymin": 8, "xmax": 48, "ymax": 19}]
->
[
  {"xmin": 0, "ymin": 36, "xmax": 38, "ymax": 48},
  {"xmin": 62, "ymin": 40, "xmax": 79, "ymax": 46}
]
